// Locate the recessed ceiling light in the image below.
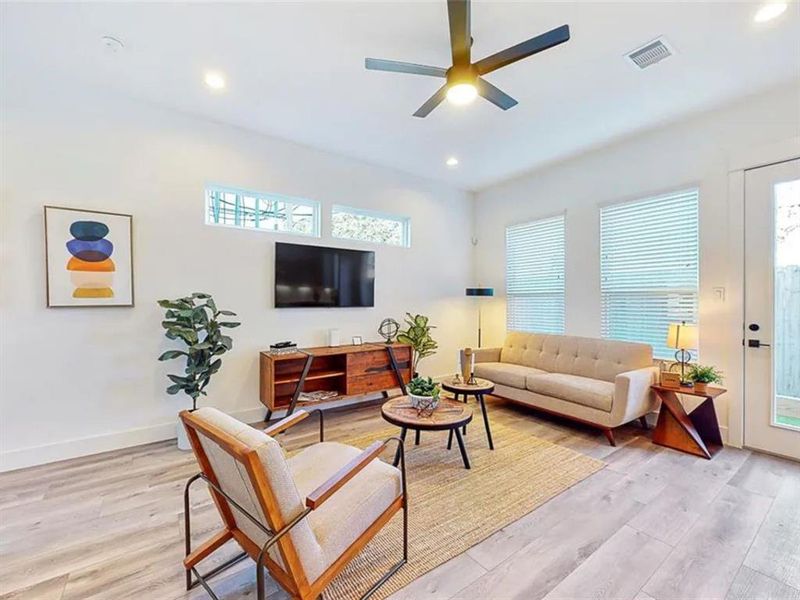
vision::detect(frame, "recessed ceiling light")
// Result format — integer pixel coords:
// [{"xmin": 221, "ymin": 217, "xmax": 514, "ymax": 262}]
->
[
  {"xmin": 204, "ymin": 71, "xmax": 226, "ymax": 91},
  {"xmin": 754, "ymin": 2, "xmax": 787, "ymax": 22},
  {"xmin": 446, "ymin": 157, "xmax": 459, "ymax": 167},
  {"xmin": 446, "ymin": 83, "xmax": 478, "ymax": 106}
]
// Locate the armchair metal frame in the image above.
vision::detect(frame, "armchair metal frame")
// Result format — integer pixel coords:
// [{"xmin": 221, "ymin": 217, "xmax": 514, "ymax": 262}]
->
[{"xmin": 182, "ymin": 408, "xmax": 408, "ymax": 600}]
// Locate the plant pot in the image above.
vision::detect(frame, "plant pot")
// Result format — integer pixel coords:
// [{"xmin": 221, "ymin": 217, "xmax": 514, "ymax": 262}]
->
[
  {"xmin": 176, "ymin": 417, "xmax": 191, "ymax": 451},
  {"xmin": 409, "ymin": 393, "xmax": 440, "ymax": 411},
  {"xmin": 693, "ymin": 382, "xmax": 708, "ymax": 394}
]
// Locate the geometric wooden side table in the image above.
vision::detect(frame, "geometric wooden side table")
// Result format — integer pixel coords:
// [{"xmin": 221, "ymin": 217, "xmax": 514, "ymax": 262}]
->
[{"xmin": 651, "ymin": 384, "xmax": 727, "ymax": 459}]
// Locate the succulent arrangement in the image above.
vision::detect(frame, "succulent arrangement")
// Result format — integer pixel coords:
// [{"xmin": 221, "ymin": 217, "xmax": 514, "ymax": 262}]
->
[
  {"xmin": 397, "ymin": 313, "xmax": 438, "ymax": 375},
  {"xmin": 408, "ymin": 376, "xmax": 440, "ymax": 398},
  {"xmin": 157, "ymin": 292, "xmax": 240, "ymax": 410},
  {"xmin": 407, "ymin": 376, "xmax": 441, "ymax": 414}
]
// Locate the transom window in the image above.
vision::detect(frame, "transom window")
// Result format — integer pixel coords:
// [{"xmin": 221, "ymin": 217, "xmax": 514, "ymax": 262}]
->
[
  {"xmin": 331, "ymin": 205, "xmax": 410, "ymax": 247},
  {"xmin": 505, "ymin": 214, "xmax": 566, "ymax": 334},
  {"xmin": 600, "ymin": 188, "xmax": 699, "ymax": 359},
  {"xmin": 206, "ymin": 186, "xmax": 320, "ymax": 237}
]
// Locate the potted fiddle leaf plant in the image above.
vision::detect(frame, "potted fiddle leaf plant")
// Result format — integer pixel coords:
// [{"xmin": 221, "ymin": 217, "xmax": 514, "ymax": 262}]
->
[
  {"xmin": 687, "ymin": 364, "xmax": 723, "ymax": 394},
  {"xmin": 397, "ymin": 313, "xmax": 438, "ymax": 376},
  {"xmin": 157, "ymin": 292, "xmax": 240, "ymax": 449}
]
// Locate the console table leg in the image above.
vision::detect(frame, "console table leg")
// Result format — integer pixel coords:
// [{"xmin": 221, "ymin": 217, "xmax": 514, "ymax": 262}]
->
[
  {"xmin": 477, "ymin": 394, "xmax": 494, "ymax": 450},
  {"xmin": 264, "ymin": 409, "xmax": 273, "ymax": 423},
  {"xmin": 393, "ymin": 427, "xmax": 408, "ymax": 467},
  {"xmin": 454, "ymin": 428, "xmax": 471, "ymax": 469}
]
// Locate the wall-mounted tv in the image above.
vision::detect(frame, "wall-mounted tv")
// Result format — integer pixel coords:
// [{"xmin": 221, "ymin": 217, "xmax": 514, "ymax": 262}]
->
[{"xmin": 274, "ymin": 242, "xmax": 375, "ymax": 308}]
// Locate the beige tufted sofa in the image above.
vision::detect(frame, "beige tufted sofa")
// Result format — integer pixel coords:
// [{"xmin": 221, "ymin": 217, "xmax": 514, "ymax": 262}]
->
[{"xmin": 468, "ymin": 331, "xmax": 659, "ymax": 445}]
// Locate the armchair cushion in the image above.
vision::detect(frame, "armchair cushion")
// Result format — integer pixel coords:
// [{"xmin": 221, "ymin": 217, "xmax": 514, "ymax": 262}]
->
[
  {"xmin": 473, "ymin": 362, "xmax": 547, "ymax": 389},
  {"xmin": 525, "ymin": 373, "xmax": 615, "ymax": 412},
  {"xmin": 288, "ymin": 442, "xmax": 402, "ymax": 572}
]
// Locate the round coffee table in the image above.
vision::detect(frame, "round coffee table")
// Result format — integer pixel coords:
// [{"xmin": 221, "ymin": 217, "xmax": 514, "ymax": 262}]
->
[
  {"xmin": 441, "ymin": 378, "xmax": 495, "ymax": 450},
  {"xmin": 381, "ymin": 397, "xmax": 474, "ymax": 469}
]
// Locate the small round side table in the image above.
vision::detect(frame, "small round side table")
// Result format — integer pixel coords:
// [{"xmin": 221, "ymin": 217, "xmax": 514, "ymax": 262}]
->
[{"xmin": 441, "ymin": 377, "xmax": 495, "ymax": 450}]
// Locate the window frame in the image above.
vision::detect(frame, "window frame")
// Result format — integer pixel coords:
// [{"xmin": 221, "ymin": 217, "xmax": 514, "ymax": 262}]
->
[
  {"xmin": 505, "ymin": 211, "xmax": 566, "ymax": 335},
  {"xmin": 205, "ymin": 184, "xmax": 321, "ymax": 238},
  {"xmin": 331, "ymin": 204, "xmax": 411, "ymax": 248},
  {"xmin": 599, "ymin": 187, "xmax": 700, "ymax": 360}
]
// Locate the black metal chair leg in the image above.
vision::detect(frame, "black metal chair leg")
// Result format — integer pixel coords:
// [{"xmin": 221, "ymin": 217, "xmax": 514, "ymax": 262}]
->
[
  {"xmin": 454, "ymin": 428, "xmax": 471, "ymax": 469},
  {"xmin": 477, "ymin": 394, "xmax": 494, "ymax": 450},
  {"xmin": 393, "ymin": 427, "xmax": 407, "ymax": 466}
]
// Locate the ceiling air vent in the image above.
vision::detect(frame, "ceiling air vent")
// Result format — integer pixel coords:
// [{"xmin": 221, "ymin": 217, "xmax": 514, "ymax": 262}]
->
[{"xmin": 626, "ymin": 37, "xmax": 674, "ymax": 69}]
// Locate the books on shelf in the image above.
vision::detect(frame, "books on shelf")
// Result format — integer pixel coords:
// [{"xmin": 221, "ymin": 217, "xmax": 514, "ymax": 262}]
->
[{"xmin": 299, "ymin": 390, "xmax": 339, "ymax": 403}]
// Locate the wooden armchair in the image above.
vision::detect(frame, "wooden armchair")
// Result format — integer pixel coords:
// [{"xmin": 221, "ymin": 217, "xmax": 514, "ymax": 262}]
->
[{"xmin": 181, "ymin": 407, "xmax": 408, "ymax": 600}]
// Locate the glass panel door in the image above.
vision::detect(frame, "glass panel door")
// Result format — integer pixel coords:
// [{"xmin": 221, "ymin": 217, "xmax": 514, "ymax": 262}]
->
[{"xmin": 744, "ymin": 158, "xmax": 800, "ymax": 460}]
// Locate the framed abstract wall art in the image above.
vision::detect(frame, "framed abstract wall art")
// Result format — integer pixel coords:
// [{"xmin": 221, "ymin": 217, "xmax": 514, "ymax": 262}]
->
[{"xmin": 44, "ymin": 206, "xmax": 134, "ymax": 307}]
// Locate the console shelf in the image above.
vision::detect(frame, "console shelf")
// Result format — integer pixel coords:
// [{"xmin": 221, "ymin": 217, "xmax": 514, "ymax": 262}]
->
[{"xmin": 259, "ymin": 343, "xmax": 412, "ymax": 418}]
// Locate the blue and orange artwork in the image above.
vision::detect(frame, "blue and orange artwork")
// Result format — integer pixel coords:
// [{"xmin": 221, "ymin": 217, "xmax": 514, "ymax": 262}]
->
[{"xmin": 66, "ymin": 220, "xmax": 116, "ymax": 298}]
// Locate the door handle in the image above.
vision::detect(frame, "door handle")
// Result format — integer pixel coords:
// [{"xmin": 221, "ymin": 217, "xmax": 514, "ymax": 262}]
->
[{"xmin": 747, "ymin": 339, "xmax": 771, "ymax": 348}]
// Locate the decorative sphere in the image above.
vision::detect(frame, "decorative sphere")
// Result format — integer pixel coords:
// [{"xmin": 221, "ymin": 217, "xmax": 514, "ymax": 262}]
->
[{"xmin": 378, "ymin": 318, "xmax": 400, "ymax": 343}]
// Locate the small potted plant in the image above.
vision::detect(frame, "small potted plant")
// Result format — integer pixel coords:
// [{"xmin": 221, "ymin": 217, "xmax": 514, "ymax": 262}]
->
[
  {"xmin": 408, "ymin": 376, "xmax": 441, "ymax": 413},
  {"xmin": 687, "ymin": 364, "xmax": 723, "ymax": 394},
  {"xmin": 397, "ymin": 313, "xmax": 438, "ymax": 376}
]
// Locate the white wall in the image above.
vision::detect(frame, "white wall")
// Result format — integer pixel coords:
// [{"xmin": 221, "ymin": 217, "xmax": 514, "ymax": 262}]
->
[
  {"xmin": 0, "ymin": 83, "xmax": 473, "ymax": 471},
  {"xmin": 473, "ymin": 82, "xmax": 800, "ymax": 442}
]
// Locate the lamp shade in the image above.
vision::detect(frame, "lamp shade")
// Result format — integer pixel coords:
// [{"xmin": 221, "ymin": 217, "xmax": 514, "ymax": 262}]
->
[
  {"xmin": 466, "ymin": 287, "xmax": 494, "ymax": 297},
  {"xmin": 666, "ymin": 322, "xmax": 698, "ymax": 350}
]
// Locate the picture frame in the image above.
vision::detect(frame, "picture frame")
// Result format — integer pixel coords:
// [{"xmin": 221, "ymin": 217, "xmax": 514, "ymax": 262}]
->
[
  {"xmin": 44, "ymin": 206, "xmax": 134, "ymax": 307},
  {"xmin": 352, "ymin": 336, "xmax": 363, "ymax": 346},
  {"xmin": 660, "ymin": 371, "xmax": 681, "ymax": 388}
]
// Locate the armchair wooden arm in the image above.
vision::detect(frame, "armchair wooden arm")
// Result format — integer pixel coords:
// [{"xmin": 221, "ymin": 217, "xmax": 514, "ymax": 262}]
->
[
  {"xmin": 306, "ymin": 440, "xmax": 392, "ymax": 509},
  {"xmin": 263, "ymin": 410, "xmax": 309, "ymax": 436},
  {"xmin": 263, "ymin": 408, "xmax": 325, "ymax": 442}
]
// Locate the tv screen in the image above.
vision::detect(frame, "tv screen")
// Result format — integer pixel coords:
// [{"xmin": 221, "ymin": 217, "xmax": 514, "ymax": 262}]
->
[{"xmin": 274, "ymin": 242, "xmax": 375, "ymax": 308}]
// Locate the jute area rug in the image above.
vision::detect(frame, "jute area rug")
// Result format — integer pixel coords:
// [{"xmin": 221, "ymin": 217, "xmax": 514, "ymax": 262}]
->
[{"xmin": 323, "ymin": 420, "xmax": 605, "ymax": 600}]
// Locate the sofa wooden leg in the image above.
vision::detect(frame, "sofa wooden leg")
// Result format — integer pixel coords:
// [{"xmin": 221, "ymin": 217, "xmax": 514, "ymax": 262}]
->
[
  {"xmin": 603, "ymin": 429, "xmax": 616, "ymax": 447},
  {"xmin": 639, "ymin": 416, "xmax": 649, "ymax": 430}
]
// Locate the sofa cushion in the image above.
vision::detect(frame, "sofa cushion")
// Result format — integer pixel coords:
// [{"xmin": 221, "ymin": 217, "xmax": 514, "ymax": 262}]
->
[
  {"xmin": 501, "ymin": 331, "xmax": 652, "ymax": 383},
  {"xmin": 525, "ymin": 373, "xmax": 615, "ymax": 412},
  {"xmin": 473, "ymin": 362, "xmax": 547, "ymax": 389}
]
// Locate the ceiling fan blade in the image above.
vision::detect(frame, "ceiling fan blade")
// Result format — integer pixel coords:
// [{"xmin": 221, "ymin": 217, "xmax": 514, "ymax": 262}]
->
[
  {"xmin": 365, "ymin": 58, "xmax": 447, "ymax": 78},
  {"xmin": 476, "ymin": 78, "xmax": 518, "ymax": 110},
  {"xmin": 413, "ymin": 84, "xmax": 448, "ymax": 118},
  {"xmin": 475, "ymin": 24, "xmax": 570, "ymax": 75},
  {"xmin": 447, "ymin": 0, "xmax": 471, "ymax": 67}
]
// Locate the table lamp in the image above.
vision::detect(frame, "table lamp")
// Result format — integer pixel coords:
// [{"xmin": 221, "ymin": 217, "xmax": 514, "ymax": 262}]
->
[
  {"xmin": 466, "ymin": 287, "xmax": 494, "ymax": 347},
  {"xmin": 666, "ymin": 321, "xmax": 698, "ymax": 386}
]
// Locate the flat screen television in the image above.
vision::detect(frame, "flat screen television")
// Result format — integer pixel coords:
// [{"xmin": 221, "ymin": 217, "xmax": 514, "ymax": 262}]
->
[{"xmin": 274, "ymin": 242, "xmax": 375, "ymax": 308}]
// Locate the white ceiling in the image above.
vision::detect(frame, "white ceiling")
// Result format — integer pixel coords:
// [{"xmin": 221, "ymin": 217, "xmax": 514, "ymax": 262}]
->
[{"xmin": 2, "ymin": 1, "xmax": 799, "ymax": 190}]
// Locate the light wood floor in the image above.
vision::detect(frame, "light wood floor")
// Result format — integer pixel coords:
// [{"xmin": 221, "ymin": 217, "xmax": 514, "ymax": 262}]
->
[{"xmin": 2, "ymin": 398, "xmax": 799, "ymax": 600}]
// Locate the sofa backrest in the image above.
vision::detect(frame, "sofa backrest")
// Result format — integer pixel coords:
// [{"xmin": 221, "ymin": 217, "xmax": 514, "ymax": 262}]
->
[{"xmin": 500, "ymin": 331, "xmax": 653, "ymax": 382}]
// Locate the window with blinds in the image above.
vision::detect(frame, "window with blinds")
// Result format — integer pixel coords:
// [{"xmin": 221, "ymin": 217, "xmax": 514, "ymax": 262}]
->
[
  {"xmin": 600, "ymin": 189, "xmax": 699, "ymax": 360},
  {"xmin": 506, "ymin": 214, "xmax": 566, "ymax": 334}
]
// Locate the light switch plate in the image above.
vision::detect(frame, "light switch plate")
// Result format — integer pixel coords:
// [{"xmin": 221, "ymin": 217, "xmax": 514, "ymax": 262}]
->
[{"xmin": 713, "ymin": 287, "xmax": 725, "ymax": 302}]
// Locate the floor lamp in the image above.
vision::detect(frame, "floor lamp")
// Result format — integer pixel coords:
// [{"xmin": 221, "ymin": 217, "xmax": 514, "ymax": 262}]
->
[{"xmin": 466, "ymin": 287, "xmax": 494, "ymax": 348}]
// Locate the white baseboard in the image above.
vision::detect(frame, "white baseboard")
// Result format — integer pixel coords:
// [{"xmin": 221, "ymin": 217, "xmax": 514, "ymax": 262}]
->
[
  {"xmin": 0, "ymin": 388, "xmax": 408, "ymax": 473},
  {"xmin": 0, "ymin": 406, "xmax": 266, "ymax": 473}
]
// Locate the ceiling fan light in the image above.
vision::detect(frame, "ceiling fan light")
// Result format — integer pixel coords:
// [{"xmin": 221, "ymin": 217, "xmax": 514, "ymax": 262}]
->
[{"xmin": 446, "ymin": 83, "xmax": 478, "ymax": 105}]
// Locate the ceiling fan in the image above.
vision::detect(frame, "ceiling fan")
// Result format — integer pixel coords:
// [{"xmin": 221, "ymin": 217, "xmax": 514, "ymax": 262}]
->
[{"xmin": 365, "ymin": 0, "xmax": 570, "ymax": 118}]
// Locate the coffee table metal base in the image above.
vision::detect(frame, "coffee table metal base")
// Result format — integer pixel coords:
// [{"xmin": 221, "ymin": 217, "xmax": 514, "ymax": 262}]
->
[{"xmin": 393, "ymin": 426, "xmax": 471, "ymax": 469}]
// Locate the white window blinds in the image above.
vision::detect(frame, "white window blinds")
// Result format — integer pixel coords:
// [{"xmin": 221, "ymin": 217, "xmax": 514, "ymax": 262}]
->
[
  {"xmin": 506, "ymin": 214, "xmax": 566, "ymax": 334},
  {"xmin": 600, "ymin": 189, "xmax": 699, "ymax": 360}
]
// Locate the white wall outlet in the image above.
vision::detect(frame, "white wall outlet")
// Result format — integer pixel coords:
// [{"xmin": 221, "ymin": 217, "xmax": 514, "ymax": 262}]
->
[{"xmin": 713, "ymin": 287, "xmax": 726, "ymax": 302}]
